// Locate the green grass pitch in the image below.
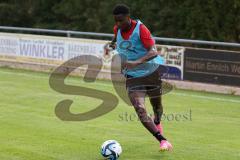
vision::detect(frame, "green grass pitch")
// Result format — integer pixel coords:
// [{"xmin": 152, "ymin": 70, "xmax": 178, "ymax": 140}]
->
[{"xmin": 0, "ymin": 67, "xmax": 239, "ymax": 160}]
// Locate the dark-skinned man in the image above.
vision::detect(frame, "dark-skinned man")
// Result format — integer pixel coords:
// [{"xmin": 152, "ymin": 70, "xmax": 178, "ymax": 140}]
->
[{"xmin": 107, "ymin": 4, "xmax": 172, "ymax": 151}]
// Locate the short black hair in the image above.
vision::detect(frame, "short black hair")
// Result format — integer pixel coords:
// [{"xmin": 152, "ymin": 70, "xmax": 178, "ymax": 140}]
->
[{"xmin": 113, "ymin": 4, "xmax": 130, "ymax": 15}]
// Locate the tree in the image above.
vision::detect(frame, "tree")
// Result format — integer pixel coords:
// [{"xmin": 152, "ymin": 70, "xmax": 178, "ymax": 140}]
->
[{"xmin": 0, "ymin": 0, "xmax": 239, "ymax": 43}]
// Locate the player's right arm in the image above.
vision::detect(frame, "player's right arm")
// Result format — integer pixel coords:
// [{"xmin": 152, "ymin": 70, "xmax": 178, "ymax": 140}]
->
[
  {"xmin": 110, "ymin": 25, "xmax": 118, "ymax": 49},
  {"xmin": 104, "ymin": 25, "xmax": 117, "ymax": 52}
]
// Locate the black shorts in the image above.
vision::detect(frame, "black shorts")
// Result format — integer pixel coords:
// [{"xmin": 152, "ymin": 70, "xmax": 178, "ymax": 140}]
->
[{"xmin": 126, "ymin": 65, "xmax": 165, "ymax": 97}]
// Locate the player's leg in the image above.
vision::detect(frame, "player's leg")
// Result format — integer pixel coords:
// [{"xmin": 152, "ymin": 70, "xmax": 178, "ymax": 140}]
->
[
  {"xmin": 145, "ymin": 68, "xmax": 165, "ymax": 135},
  {"xmin": 128, "ymin": 90, "xmax": 156, "ymax": 133},
  {"xmin": 145, "ymin": 83, "xmax": 173, "ymax": 151},
  {"xmin": 148, "ymin": 95, "xmax": 172, "ymax": 151},
  {"xmin": 149, "ymin": 96, "xmax": 164, "ymax": 134},
  {"xmin": 128, "ymin": 90, "xmax": 169, "ymax": 148}
]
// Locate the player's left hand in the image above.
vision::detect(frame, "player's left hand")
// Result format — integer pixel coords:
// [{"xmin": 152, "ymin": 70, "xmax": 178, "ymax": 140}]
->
[{"xmin": 124, "ymin": 60, "xmax": 141, "ymax": 69}]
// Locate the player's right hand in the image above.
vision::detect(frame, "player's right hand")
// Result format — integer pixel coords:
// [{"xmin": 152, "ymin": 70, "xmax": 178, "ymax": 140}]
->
[
  {"xmin": 104, "ymin": 42, "xmax": 115, "ymax": 57},
  {"xmin": 104, "ymin": 42, "xmax": 116, "ymax": 51}
]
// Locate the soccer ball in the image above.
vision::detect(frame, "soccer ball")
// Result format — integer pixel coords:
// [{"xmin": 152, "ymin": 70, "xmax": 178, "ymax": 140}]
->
[{"xmin": 101, "ymin": 140, "xmax": 122, "ymax": 160}]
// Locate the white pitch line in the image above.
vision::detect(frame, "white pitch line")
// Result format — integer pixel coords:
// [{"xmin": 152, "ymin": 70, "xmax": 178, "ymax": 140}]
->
[
  {"xmin": 170, "ymin": 92, "xmax": 240, "ymax": 103},
  {"xmin": 0, "ymin": 69, "xmax": 240, "ymax": 103}
]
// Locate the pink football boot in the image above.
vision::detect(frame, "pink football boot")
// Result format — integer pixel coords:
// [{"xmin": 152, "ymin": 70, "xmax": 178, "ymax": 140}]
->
[{"xmin": 160, "ymin": 140, "xmax": 173, "ymax": 151}]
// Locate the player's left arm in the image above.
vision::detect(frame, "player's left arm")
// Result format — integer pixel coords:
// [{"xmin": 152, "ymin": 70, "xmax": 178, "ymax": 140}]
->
[
  {"xmin": 138, "ymin": 45, "xmax": 158, "ymax": 62},
  {"xmin": 125, "ymin": 24, "xmax": 158, "ymax": 69}
]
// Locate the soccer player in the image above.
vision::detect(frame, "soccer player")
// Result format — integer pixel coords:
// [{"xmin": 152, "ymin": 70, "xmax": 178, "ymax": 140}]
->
[{"xmin": 108, "ymin": 4, "xmax": 173, "ymax": 151}]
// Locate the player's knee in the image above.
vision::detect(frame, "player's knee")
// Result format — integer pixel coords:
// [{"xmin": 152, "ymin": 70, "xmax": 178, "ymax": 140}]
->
[
  {"xmin": 135, "ymin": 106, "xmax": 147, "ymax": 119},
  {"xmin": 130, "ymin": 97, "xmax": 143, "ymax": 107},
  {"xmin": 133, "ymin": 101, "xmax": 145, "ymax": 110}
]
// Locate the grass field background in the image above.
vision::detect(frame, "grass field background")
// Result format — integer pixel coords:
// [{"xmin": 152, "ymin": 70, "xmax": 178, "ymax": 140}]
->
[{"xmin": 0, "ymin": 67, "xmax": 239, "ymax": 160}]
